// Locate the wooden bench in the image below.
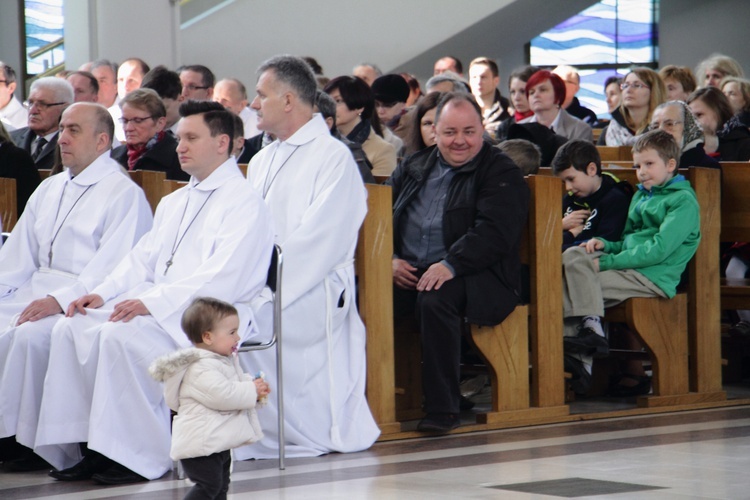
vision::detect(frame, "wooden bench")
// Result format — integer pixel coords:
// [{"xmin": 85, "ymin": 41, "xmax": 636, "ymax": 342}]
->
[
  {"xmin": 128, "ymin": 170, "xmax": 167, "ymax": 213},
  {"xmin": 384, "ymin": 175, "xmax": 569, "ymax": 428},
  {"xmin": 0, "ymin": 178, "xmax": 18, "ymax": 233},
  {"xmin": 539, "ymin": 166, "xmax": 724, "ymax": 405},
  {"xmin": 597, "ymin": 146, "xmax": 633, "ymax": 162}
]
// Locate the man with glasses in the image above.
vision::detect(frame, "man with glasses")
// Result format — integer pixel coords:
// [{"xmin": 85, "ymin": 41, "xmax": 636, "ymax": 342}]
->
[
  {"xmin": 11, "ymin": 77, "xmax": 74, "ymax": 170},
  {"xmin": 0, "ymin": 62, "xmax": 27, "ymax": 131},
  {"xmin": 178, "ymin": 64, "xmax": 215, "ymax": 101},
  {"xmin": 552, "ymin": 65, "xmax": 598, "ymax": 126}
]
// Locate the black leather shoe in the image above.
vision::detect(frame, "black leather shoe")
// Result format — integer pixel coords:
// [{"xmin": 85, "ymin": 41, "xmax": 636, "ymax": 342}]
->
[
  {"xmin": 564, "ymin": 327, "xmax": 609, "ymax": 358},
  {"xmin": 49, "ymin": 453, "xmax": 112, "ymax": 481},
  {"xmin": 3, "ymin": 452, "xmax": 50, "ymax": 472},
  {"xmin": 92, "ymin": 462, "xmax": 147, "ymax": 485},
  {"xmin": 417, "ymin": 413, "xmax": 460, "ymax": 433},
  {"xmin": 0, "ymin": 436, "xmax": 25, "ymax": 462},
  {"xmin": 564, "ymin": 353, "xmax": 592, "ymax": 395},
  {"xmin": 459, "ymin": 395, "xmax": 475, "ymax": 411}
]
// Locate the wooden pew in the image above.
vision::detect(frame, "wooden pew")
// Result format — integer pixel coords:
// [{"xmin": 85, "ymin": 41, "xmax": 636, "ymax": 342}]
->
[
  {"xmin": 539, "ymin": 167, "xmax": 724, "ymax": 405},
  {"xmin": 356, "ymin": 184, "xmax": 400, "ymax": 434},
  {"xmin": 38, "ymin": 169, "xmax": 52, "ymax": 180},
  {"xmin": 468, "ymin": 174, "xmax": 568, "ymax": 423},
  {"xmin": 597, "ymin": 146, "xmax": 633, "ymax": 162},
  {"xmin": 0, "ymin": 178, "xmax": 17, "ymax": 233},
  {"xmin": 383, "ymin": 175, "xmax": 569, "ymax": 428},
  {"xmin": 128, "ymin": 170, "xmax": 167, "ymax": 213}
]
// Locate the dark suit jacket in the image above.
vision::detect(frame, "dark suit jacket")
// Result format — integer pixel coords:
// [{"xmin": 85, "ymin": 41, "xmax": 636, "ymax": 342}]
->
[
  {"xmin": 10, "ymin": 127, "xmax": 58, "ymax": 171},
  {"xmin": 0, "ymin": 142, "xmax": 41, "ymax": 216},
  {"xmin": 111, "ymin": 134, "xmax": 188, "ymax": 181},
  {"xmin": 237, "ymin": 134, "xmax": 265, "ymax": 165}
]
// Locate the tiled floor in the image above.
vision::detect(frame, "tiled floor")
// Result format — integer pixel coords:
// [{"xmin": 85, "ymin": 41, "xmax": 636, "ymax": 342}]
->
[{"xmin": 3, "ymin": 405, "xmax": 750, "ymax": 499}]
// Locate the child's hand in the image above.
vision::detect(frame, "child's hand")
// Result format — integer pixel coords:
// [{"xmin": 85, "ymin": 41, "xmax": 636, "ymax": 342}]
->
[
  {"xmin": 582, "ymin": 238, "xmax": 604, "ymax": 253},
  {"xmin": 254, "ymin": 378, "xmax": 271, "ymax": 398},
  {"xmin": 253, "ymin": 372, "xmax": 270, "ymax": 407},
  {"xmin": 562, "ymin": 210, "xmax": 591, "ymax": 231}
]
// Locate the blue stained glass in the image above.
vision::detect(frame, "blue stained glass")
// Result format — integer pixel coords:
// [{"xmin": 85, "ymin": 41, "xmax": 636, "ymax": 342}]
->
[
  {"xmin": 25, "ymin": 0, "xmax": 65, "ymax": 75},
  {"xmin": 530, "ymin": 0, "xmax": 657, "ymax": 118}
]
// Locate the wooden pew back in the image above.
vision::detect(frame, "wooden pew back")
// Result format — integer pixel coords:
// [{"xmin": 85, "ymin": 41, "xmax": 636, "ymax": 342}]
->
[
  {"xmin": 720, "ymin": 162, "xmax": 750, "ymax": 243},
  {"xmin": 597, "ymin": 145, "xmax": 633, "ymax": 162},
  {"xmin": 0, "ymin": 178, "xmax": 17, "ymax": 232},
  {"xmin": 128, "ymin": 170, "xmax": 167, "ymax": 213}
]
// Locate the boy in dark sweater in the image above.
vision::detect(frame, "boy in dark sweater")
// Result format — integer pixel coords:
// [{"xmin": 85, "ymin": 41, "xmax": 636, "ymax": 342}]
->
[{"xmin": 552, "ymin": 140, "xmax": 632, "ymax": 251}]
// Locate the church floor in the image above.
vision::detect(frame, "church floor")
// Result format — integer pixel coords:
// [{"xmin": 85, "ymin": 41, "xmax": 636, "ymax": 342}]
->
[{"xmin": 2, "ymin": 402, "xmax": 750, "ymax": 499}]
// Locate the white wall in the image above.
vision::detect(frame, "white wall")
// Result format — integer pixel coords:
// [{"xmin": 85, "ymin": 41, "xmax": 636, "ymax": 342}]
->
[
  {"xmin": 64, "ymin": 0, "xmax": 179, "ymax": 71},
  {"xmin": 180, "ymin": 0, "xmax": 513, "ymax": 85}
]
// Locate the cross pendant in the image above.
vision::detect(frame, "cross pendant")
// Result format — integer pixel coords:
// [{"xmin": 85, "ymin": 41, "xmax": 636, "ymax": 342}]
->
[{"xmin": 164, "ymin": 258, "xmax": 173, "ymax": 276}]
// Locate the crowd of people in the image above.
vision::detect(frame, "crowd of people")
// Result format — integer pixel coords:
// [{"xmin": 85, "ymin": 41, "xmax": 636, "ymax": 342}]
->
[{"xmin": 0, "ymin": 49, "xmax": 748, "ymax": 492}]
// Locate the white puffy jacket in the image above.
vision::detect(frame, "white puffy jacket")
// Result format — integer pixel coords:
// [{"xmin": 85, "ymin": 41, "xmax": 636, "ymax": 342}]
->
[{"xmin": 149, "ymin": 348, "xmax": 263, "ymax": 460}]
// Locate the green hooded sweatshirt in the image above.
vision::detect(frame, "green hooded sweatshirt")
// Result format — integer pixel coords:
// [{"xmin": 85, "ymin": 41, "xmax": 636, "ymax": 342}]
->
[{"xmin": 597, "ymin": 174, "xmax": 700, "ymax": 298}]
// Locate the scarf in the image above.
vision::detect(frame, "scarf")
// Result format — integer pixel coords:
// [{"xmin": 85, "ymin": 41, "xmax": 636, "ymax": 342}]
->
[
  {"xmin": 346, "ymin": 119, "xmax": 372, "ymax": 146},
  {"xmin": 514, "ymin": 109, "xmax": 533, "ymax": 122},
  {"xmin": 126, "ymin": 131, "xmax": 166, "ymax": 170}
]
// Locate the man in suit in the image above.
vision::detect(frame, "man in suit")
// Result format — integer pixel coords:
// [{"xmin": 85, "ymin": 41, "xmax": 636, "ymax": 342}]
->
[{"xmin": 11, "ymin": 77, "xmax": 74, "ymax": 170}]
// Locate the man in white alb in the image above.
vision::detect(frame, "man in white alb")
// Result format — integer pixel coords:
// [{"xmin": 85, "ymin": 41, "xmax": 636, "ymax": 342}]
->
[
  {"xmin": 34, "ymin": 101, "xmax": 274, "ymax": 484},
  {"xmin": 237, "ymin": 55, "xmax": 379, "ymax": 460},
  {"xmin": 0, "ymin": 102, "xmax": 153, "ymax": 470}
]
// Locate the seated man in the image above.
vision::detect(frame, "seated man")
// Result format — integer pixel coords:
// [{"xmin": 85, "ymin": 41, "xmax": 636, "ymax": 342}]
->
[
  {"xmin": 140, "ymin": 65, "xmax": 184, "ymax": 135},
  {"xmin": 0, "ymin": 102, "xmax": 152, "ymax": 470},
  {"xmin": 469, "ymin": 57, "xmax": 511, "ymax": 139},
  {"xmin": 352, "ymin": 63, "xmax": 382, "ymax": 87},
  {"xmin": 11, "ymin": 77, "xmax": 74, "ymax": 170},
  {"xmin": 389, "ymin": 92, "xmax": 529, "ymax": 432},
  {"xmin": 0, "ymin": 62, "xmax": 28, "ymax": 131},
  {"xmin": 561, "ymin": 130, "xmax": 700, "ymax": 394},
  {"xmin": 213, "ymin": 78, "xmax": 259, "ymax": 138},
  {"xmin": 178, "ymin": 64, "xmax": 215, "ymax": 101},
  {"xmin": 551, "ymin": 140, "xmax": 632, "ymax": 251},
  {"xmin": 434, "ymin": 56, "xmax": 464, "ymax": 77},
  {"xmin": 66, "ymin": 71, "xmax": 99, "ymax": 103},
  {"xmin": 34, "ymin": 101, "xmax": 274, "ymax": 484},
  {"xmin": 238, "ymin": 55, "xmax": 379, "ymax": 460},
  {"xmin": 497, "ymin": 138, "xmax": 541, "ymax": 176},
  {"xmin": 552, "ymin": 65, "xmax": 598, "ymax": 126}
]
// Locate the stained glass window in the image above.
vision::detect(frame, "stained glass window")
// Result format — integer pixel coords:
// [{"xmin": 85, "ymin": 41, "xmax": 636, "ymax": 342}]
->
[
  {"xmin": 25, "ymin": 0, "xmax": 65, "ymax": 75},
  {"xmin": 530, "ymin": 0, "xmax": 658, "ymax": 119}
]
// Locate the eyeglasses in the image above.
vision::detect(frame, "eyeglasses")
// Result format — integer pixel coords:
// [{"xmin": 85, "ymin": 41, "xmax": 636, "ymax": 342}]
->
[
  {"xmin": 120, "ymin": 116, "xmax": 156, "ymax": 126},
  {"xmin": 23, "ymin": 100, "xmax": 65, "ymax": 110},
  {"xmin": 620, "ymin": 82, "xmax": 650, "ymax": 90},
  {"xmin": 183, "ymin": 84, "xmax": 209, "ymax": 92},
  {"xmin": 651, "ymin": 119, "xmax": 683, "ymax": 130}
]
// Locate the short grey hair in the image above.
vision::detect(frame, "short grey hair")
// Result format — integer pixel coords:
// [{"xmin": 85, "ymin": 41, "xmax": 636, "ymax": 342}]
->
[
  {"xmin": 257, "ymin": 55, "xmax": 317, "ymax": 107},
  {"xmin": 314, "ymin": 90, "xmax": 336, "ymax": 122},
  {"xmin": 353, "ymin": 63, "xmax": 382, "ymax": 77},
  {"xmin": 30, "ymin": 77, "xmax": 74, "ymax": 103},
  {"xmin": 90, "ymin": 59, "xmax": 118, "ymax": 76},
  {"xmin": 426, "ymin": 72, "xmax": 469, "ymax": 93}
]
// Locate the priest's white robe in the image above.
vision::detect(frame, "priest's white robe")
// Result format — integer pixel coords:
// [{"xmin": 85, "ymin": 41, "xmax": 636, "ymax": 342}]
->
[
  {"xmin": 34, "ymin": 159, "xmax": 274, "ymax": 479},
  {"xmin": 0, "ymin": 153, "xmax": 152, "ymax": 450},
  {"xmin": 237, "ymin": 114, "xmax": 379, "ymax": 460}
]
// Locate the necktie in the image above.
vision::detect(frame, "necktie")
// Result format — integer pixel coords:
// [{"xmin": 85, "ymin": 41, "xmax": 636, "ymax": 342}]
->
[{"xmin": 32, "ymin": 137, "xmax": 47, "ymax": 161}]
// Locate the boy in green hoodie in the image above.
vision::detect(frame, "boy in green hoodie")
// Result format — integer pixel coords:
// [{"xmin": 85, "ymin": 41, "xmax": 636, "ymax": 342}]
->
[{"xmin": 562, "ymin": 129, "xmax": 701, "ymax": 393}]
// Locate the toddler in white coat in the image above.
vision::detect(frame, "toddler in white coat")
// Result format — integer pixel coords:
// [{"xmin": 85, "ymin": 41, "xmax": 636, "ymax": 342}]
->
[{"xmin": 149, "ymin": 297, "xmax": 270, "ymax": 499}]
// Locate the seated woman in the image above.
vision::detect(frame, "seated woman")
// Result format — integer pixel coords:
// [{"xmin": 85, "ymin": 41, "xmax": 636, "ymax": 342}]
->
[
  {"xmin": 688, "ymin": 86, "xmax": 750, "ymax": 161},
  {"xmin": 720, "ymin": 76, "xmax": 750, "ymax": 127},
  {"xmin": 696, "ymin": 53, "xmax": 744, "ymax": 88},
  {"xmin": 599, "ymin": 68, "xmax": 666, "ymax": 146},
  {"xmin": 324, "ymin": 76, "xmax": 397, "ymax": 177},
  {"xmin": 495, "ymin": 65, "xmax": 538, "ymax": 142},
  {"xmin": 604, "ymin": 76, "xmax": 622, "ymax": 116},
  {"xmin": 648, "ymin": 101, "xmax": 719, "ymax": 169},
  {"xmin": 658, "ymin": 65, "xmax": 697, "ymax": 102},
  {"xmin": 111, "ymin": 88, "xmax": 186, "ymax": 180},
  {"xmin": 403, "ymin": 91, "xmax": 442, "ymax": 156},
  {"xmin": 519, "ymin": 70, "xmax": 592, "ymax": 142}
]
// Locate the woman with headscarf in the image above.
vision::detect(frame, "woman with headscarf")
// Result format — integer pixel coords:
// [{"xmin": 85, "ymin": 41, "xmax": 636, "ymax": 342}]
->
[{"xmin": 647, "ymin": 100, "xmax": 720, "ymax": 169}]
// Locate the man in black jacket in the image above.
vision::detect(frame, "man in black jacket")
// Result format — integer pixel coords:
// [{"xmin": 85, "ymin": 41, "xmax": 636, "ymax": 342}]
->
[{"xmin": 388, "ymin": 92, "xmax": 529, "ymax": 432}]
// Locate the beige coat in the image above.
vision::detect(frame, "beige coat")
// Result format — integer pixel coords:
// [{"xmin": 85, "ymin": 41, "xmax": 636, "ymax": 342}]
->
[
  {"xmin": 149, "ymin": 348, "xmax": 263, "ymax": 460},
  {"xmin": 362, "ymin": 128, "xmax": 397, "ymax": 177}
]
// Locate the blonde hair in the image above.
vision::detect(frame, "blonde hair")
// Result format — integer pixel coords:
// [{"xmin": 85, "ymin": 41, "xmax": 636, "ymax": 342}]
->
[{"xmin": 621, "ymin": 67, "xmax": 666, "ymax": 134}]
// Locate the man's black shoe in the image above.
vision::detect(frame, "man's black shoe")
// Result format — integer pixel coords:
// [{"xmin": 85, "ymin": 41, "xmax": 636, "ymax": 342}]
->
[
  {"xmin": 0, "ymin": 436, "xmax": 25, "ymax": 462},
  {"xmin": 564, "ymin": 353, "xmax": 592, "ymax": 395},
  {"xmin": 459, "ymin": 395, "xmax": 475, "ymax": 411},
  {"xmin": 564, "ymin": 326, "xmax": 609, "ymax": 357},
  {"xmin": 417, "ymin": 413, "xmax": 460, "ymax": 433},
  {"xmin": 92, "ymin": 462, "xmax": 147, "ymax": 485},
  {"xmin": 48, "ymin": 452, "xmax": 112, "ymax": 481},
  {"xmin": 2, "ymin": 452, "xmax": 50, "ymax": 472}
]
